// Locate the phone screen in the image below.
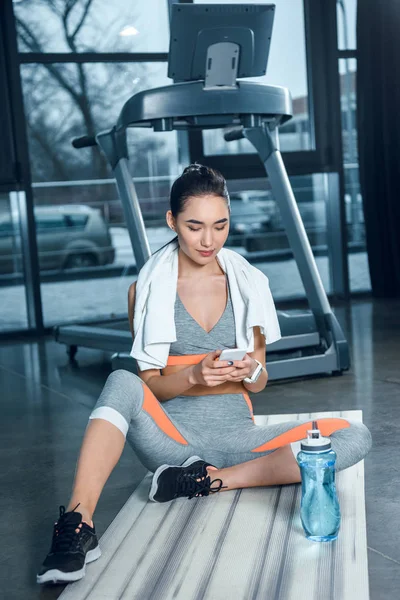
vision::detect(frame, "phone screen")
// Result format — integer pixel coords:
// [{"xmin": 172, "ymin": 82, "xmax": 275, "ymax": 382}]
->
[{"xmin": 219, "ymin": 349, "xmax": 247, "ymax": 361}]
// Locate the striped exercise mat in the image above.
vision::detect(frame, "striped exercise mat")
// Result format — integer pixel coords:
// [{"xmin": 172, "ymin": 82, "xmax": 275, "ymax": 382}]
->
[{"xmin": 60, "ymin": 410, "xmax": 369, "ymax": 600}]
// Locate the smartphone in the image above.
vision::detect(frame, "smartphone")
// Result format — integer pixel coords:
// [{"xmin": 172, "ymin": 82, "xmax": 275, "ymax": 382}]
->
[{"xmin": 219, "ymin": 348, "xmax": 247, "ymax": 362}]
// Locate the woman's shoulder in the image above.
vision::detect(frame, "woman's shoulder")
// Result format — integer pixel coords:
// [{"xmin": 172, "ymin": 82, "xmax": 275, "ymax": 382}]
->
[
  {"xmin": 219, "ymin": 246, "xmax": 248, "ymax": 264},
  {"xmin": 220, "ymin": 247, "xmax": 269, "ymax": 280},
  {"xmin": 137, "ymin": 239, "xmax": 178, "ymax": 281}
]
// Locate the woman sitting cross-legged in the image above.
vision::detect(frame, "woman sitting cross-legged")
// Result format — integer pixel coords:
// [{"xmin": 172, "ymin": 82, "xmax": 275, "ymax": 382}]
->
[{"xmin": 37, "ymin": 164, "xmax": 372, "ymax": 585}]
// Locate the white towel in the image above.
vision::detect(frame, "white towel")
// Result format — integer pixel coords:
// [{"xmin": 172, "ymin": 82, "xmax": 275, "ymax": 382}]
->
[{"xmin": 130, "ymin": 240, "xmax": 281, "ymax": 371}]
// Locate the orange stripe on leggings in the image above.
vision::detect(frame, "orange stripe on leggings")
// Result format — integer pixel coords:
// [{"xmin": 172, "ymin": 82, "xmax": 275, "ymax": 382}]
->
[
  {"xmin": 243, "ymin": 392, "xmax": 255, "ymax": 422},
  {"xmin": 142, "ymin": 384, "xmax": 188, "ymax": 446},
  {"xmin": 167, "ymin": 354, "xmax": 208, "ymax": 366},
  {"xmin": 251, "ymin": 418, "xmax": 350, "ymax": 453}
]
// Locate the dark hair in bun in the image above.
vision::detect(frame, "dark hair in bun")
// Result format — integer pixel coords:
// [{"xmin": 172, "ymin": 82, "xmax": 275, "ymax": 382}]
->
[
  {"xmin": 169, "ymin": 162, "xmax": 230, "ymax": 217},
  {"xmin": 153, "ymin": 163, "xmax": 230, "ymax": 254}
]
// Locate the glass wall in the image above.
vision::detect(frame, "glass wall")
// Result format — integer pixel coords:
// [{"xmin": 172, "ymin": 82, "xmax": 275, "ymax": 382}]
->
[
  {"xmin": 0, "ymin": 169, "xmax": 340, "ymax": 326},
  {"xmin": 0, "ymin": 192, "xmax": 29, "ymax": 331},
  {"xmin": 206, "ymin": 173, "xmax": 333, "ymax": 300},
  {"xmin": 28, "ymin": 166, "xmax": 178, "ymax": 327},
  {"xmin": 15, "ymin": 0, "xmax": 170, "ymax": 53},
  {"xmin": 336, "ymin": 0, "xmax": 357, "ymax": 50},
  {"xmin": 198, "ymin": 0, "xmax": 312, "ymax": 155},
  {"xmin": 337, "ymin": 4, "xmax": 372, "ymax": 292},
  {"xmin": 5, "ymin": 0, "xmax": 370, "ymax": 333},
  {"xmin": 19, "ymin": 62, "xmax": 173, "ymax": 183},
  {"xmin": 14, "ymin": 1, "xmax": 180, "ymax": 327}
]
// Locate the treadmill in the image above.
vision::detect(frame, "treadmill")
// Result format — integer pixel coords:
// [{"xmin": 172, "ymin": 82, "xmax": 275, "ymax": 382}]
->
[{"xmin": 55, "ymin": 3, "xmax": 350, "ymax": 381}]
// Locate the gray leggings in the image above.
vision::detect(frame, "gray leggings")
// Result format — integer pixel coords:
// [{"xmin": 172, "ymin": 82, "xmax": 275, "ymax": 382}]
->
[{"xmin": 89, "ymin": 370, "xmax": 372, "ymax": 473}]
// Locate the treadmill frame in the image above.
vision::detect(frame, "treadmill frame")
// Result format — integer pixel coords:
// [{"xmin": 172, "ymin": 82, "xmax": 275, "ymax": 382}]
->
[{"xmin": 55, "ymin": 82, "xmax": 350, "ymax": 380}]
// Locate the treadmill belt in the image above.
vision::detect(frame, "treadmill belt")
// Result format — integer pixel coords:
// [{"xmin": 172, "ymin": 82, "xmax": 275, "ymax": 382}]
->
[{"xmin": 59, "ymin": 410, "xmax": 368, "ymax": 600}]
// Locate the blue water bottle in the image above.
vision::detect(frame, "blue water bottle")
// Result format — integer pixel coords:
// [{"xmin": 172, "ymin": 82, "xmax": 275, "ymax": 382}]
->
[{"xmin": 296, "ymin": 421, "xmax": 341, "ymax": 542}]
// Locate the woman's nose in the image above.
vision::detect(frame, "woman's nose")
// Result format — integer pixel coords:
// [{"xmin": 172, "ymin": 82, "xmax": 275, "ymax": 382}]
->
[{"xmin": 201, "ymin": 230, "xmax": 213, "ymax": 247}]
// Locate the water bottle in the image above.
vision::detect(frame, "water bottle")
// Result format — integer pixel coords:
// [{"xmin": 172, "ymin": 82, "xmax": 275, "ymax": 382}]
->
[{"xmin": 296, "ymin": 421, "xmax": 341, "ymax": 542}]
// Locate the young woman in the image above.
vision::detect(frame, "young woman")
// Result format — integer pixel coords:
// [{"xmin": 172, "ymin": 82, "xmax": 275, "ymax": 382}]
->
[{"xmin": 37, "ymin": 164, "xmax": 372, "ymax": 585}]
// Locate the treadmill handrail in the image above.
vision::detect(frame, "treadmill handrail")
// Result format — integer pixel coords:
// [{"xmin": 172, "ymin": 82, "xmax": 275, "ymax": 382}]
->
[{"xmin": 72, "ymin": 135, "xmax": 97, "ymax": 149}]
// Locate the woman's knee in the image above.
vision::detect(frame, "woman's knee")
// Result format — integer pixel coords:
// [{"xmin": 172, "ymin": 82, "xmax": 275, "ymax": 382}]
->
[
  {"xmin": 106, "ymin": 368, "xmax": 142, "ymax": 388},
  {"xmin": 107, "ymin": 369, "xmax": 143, "ymax": 397},
  {"xmin": 93, "ymin": 369, "xmax": 145, "ymax": 419},
  {"xmin": 359, "ymin": 421, "xmax": 372, "ymax": 457},
  {"xmin": 333, "ymin": 420, "xmax": 372, "ymax": 470},
  {"xmin": 348, "ymin": 420, "xmax": 372, "ymax": 457}
]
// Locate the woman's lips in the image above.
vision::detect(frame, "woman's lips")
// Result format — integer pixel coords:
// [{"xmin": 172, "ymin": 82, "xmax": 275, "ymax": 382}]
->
[{"xmin": 197, "ymin": 250, "xmax": 214, "ymax": 256}]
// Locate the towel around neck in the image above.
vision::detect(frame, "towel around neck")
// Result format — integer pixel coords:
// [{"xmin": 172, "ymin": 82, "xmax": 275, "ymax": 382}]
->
[{"xmin": 130, "ymin": 239, "xmax": 281, "ymax": 371}]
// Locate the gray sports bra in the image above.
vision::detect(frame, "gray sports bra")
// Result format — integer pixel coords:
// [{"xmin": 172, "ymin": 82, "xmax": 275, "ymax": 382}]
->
[{"xmin": 169, "ymin": 280, "xmax": 236, "ymax": 355}]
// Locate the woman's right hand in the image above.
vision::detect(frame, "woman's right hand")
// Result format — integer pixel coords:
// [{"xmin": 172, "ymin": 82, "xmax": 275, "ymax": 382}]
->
[{"xmin": 190, "ymin": 350, "xmax": 237, "ymax": 387}]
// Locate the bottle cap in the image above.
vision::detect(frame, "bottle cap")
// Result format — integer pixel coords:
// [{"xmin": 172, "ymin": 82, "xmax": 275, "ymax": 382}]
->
[{"xmin": 300, "ymin": 421, "xmax": 332, "ymax": 452}]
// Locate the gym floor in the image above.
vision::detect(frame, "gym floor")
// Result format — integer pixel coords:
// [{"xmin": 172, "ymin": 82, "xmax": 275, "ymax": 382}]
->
[{"xmin": 1, "ymin": 297, "xmax": 399, "ymax": 600}]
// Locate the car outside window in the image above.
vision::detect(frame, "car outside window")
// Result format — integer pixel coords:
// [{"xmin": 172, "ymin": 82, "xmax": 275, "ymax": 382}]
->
[
  {"xmin": 35, "ymin": 214, "xmax": 67, "ymax": 232},
  {"xmin": 65, "ymin": 214, "xmax": 88, "ymax": 230}
]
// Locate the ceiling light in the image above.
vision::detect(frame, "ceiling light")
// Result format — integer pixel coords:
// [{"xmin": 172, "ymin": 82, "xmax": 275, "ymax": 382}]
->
[{"xmin": 120, "ymin": 26, "xmax": 139, "ymax": 37}]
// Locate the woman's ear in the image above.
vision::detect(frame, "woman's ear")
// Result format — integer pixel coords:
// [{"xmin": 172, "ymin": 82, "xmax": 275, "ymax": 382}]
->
[{"xmin": 166, "ymin": 210, "xmax": 175, "ymax": 231}]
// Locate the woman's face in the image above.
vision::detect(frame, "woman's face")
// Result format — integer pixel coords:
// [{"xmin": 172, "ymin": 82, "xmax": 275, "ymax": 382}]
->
[{"xmin": 167, "ymin": 194, "xmax": 230, "ymax": 263}]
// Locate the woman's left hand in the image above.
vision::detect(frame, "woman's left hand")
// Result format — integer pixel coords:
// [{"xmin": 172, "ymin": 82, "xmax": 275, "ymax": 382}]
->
[{"xmin": 226, "ymin": 354, "xmax": 258, "ymax": 382}]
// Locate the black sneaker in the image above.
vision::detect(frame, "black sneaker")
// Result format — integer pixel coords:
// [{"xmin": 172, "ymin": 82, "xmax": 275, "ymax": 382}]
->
[
  {"xmin": 149, "ymin": 455, "xmax": 226, "ymax": 502},
  {"xmin": 37, "ymin": 504, "xmax": 101, "ymax": 584}
]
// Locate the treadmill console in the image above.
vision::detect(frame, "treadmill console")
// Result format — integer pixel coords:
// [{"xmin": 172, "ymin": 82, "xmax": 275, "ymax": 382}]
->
[{"xmin": 168, "ymin": 3, "xmax": 275, "ymax": 89}]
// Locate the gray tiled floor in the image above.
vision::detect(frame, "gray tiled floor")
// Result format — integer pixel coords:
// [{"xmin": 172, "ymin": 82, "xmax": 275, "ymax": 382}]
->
[{"xmin": 0, "ymin": 297, "xmax": 399, "ymax": 599}]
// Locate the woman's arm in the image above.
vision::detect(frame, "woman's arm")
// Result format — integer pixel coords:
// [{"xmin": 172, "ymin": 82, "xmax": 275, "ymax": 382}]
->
[
  {"xmin": 225, "ymin": 326, "xmax": 268, "ymax": 393},
  {"xmin": 141, "ymin": 366, "xmax": 198, "ymax": 402},
  {"xmin": 128, "ymin": 281, "xmax": 197, "ymax": 401}
]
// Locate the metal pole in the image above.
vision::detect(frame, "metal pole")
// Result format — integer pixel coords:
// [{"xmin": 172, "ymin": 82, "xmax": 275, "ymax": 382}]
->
[
  {"xmin": 96, "ymin": 128, "xmax": 152, "ymax": 270},
  {"xmin": 244, "ymin": 125, "xmax": 331, "ymax": 317},
  {"xmin": 114, "ymin": 159, "xmax": 152, "ymax": 270}
]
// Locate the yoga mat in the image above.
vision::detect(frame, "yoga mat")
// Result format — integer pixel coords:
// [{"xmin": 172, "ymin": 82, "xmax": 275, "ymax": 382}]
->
[{"xmin": 59, "ymin": 410, "xmax": 369, "ymax": 600}]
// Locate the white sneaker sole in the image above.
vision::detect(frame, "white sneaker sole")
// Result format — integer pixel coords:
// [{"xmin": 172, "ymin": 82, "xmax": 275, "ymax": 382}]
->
[
  {"xmin": 36, "ymin": 545, "xmax": 101, "ymax": 584},
  {"xmin": 148, "ymin": 455, "xmax": 204, "ymax": 502}
]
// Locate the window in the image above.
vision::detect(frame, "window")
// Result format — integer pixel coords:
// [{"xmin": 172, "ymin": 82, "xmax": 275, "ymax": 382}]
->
[
  {"xmin": 20, "ymin": 57, "xmax": 180, "ymax": 325},
  {"xmin": 336, "ymin": 0, "xmax": 357, "ymax": 50},
  {"xmin": 338, "ymin": 57, "xmax": 371, "ymax": 292},
  {"xmin": 0, "ymin": 193, "xmax": 29, "ymax": 331},
  {"xmin": 9, "ymin": 0, "xmax": 177, "ymax": 331},
  {"xmin": 65, "ymin": 214, "xmax": 89, "ymax": 229},
  {"xmin": 20, "ymin": 62, "xmax": 172, "ymax": 182},
  {"xmin": 196, "ymin": 0, "xmax": 312, "ymax": 154},
  {"xmin": 14, "ymin": 0, "xmax": 170, "ymax": 53}
]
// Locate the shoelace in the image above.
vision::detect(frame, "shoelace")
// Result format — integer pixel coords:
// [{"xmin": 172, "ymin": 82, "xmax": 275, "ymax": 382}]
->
[
  {"xmin": 176, "ymin": 473, "xmax": 226, "ymax": 499},
  {"xmin": 51, "ymin": 503, "xmax": 83, "ymax": 553}
]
